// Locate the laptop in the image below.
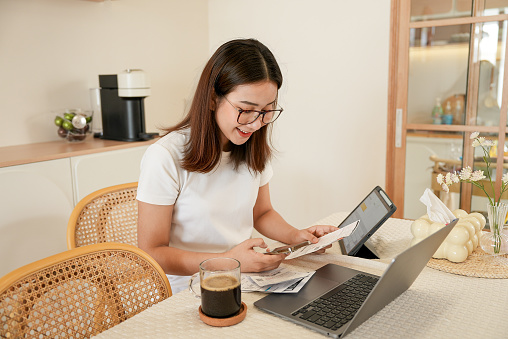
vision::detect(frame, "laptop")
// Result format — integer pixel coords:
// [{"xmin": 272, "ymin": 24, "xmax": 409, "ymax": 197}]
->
[{"xmin": 254, "ymin": 218, "xmax": 458, "ymax": 338}]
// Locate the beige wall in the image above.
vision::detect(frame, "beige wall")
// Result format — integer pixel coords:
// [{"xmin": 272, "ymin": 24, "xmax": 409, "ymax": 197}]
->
[
  {"xmin": 1, "ymin": 0, "xmax": 391, "ymax": 228},
  {"xmin": 209, "ymin": 0, "xmax": 391, "ymax": 227},
  {"xmin": 0, "ymin": 0, "xmax": 209, "ymax": 147}
]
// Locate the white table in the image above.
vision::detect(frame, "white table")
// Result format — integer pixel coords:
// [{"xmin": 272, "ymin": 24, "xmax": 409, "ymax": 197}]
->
[{"xmin": 94, "ymin": 213, "xmax": 508, "ymax": 338}]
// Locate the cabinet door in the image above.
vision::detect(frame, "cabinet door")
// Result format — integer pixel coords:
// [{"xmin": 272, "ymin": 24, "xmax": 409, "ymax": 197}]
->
[
  {"xmin": 0, "ymin": 159, "xmax": 73, "ymax": 277},
  {"xmin": 387, "ymin": 0, "xmax": 508, "ymax": 218},
  {"xmin": 70, "ymin": 146, "xmax": 149, "ymax": 204}
]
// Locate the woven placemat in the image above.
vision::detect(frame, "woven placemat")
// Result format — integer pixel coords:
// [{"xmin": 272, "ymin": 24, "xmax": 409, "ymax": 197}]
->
[{"xmin": 427, "ymin": 248, "xmax": 508, "ymax": 278}]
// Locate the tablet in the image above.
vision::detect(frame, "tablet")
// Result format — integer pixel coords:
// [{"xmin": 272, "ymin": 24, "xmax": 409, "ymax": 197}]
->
[{"xmin": 338, "ymin": 186, "xmax": 396, "ymax": 258}]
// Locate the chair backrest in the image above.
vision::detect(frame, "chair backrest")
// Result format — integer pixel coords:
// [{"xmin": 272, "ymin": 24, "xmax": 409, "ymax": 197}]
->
[
  {"xmin": 0, "ymin": 243, "xmax": 172, "ymax": 338},
  {"xmin": 67, "ymin": 182, "xmax": 138, "ymax": 249}
]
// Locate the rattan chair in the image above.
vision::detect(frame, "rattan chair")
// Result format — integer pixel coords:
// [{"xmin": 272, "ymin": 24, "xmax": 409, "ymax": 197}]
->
[
  {"xmin": 67, "ymin": 182, "xmax": 138, "ymax": 250},
  {"xmin": 0, "ymin": 243, "xmax": 172, "ymax": 338}
]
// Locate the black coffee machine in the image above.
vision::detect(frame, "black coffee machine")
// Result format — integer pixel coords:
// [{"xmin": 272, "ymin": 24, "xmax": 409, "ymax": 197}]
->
[{"xmin": 98, "ymin": 69, "xmax": 157, "ymax": 141}]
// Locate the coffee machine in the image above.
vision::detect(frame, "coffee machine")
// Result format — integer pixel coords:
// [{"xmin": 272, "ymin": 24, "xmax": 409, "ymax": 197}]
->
[{"xmin": 98, "ymin": 69, "xmax": 157, "ymax": 141}]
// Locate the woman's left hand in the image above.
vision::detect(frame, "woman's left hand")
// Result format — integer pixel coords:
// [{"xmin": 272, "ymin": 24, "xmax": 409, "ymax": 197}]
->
[{"xmin": 291, "ymin": 225, "xmax": 338, "ymax": 254}]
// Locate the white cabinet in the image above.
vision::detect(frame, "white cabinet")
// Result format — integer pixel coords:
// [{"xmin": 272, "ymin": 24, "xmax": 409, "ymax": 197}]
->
[
  {"xmin": 0, "ymin": 145, "xmax": 148, "ymax": 277},
  {"xmin": 0, "ymin": 159, "xmax": 74, "ymax": 277},
  {"xmin": 70, "ymin": 146, "xmax": 148, "ymax": 204}
]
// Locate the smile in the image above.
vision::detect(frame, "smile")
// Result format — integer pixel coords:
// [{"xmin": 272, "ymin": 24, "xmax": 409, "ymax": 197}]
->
[{"xmin": 236, "ymin": 127, "xmax": 253, "ymax": 137}]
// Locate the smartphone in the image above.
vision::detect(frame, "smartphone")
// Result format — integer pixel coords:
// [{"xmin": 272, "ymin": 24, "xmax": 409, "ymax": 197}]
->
[{"xmin": 265, "ymin": 241, "xmax": 311, "ymax": 255}]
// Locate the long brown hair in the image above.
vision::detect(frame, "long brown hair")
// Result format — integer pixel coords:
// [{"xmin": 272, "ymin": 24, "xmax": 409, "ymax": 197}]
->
[{"xmin": 164, "ymin": 39, "xmax": 283, "ymax": 174}]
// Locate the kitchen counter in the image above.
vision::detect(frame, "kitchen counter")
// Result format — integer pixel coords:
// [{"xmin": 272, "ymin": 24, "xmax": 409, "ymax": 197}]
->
[
  {"xmin": 0, "ymin": 135, "xmax": 158, "ymax": 168},
  {"xmin": 0, "ymin": 135, "xmax": 159, "ymax": 276}
]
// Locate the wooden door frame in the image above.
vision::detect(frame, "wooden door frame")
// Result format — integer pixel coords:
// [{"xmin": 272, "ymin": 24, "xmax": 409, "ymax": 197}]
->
[
  {"xmin": 385, "ymin": 0, "xmax": 397, "ymax": 207},
  {"xmin": 386, "ymin": 0, "xmax": 409, "ymax": 218}
]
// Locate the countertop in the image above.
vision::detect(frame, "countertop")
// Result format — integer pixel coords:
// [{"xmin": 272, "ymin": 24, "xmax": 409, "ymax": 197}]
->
[{"xmin": 0, "ymin": 135, "xmax": 158, "ymax": 168}]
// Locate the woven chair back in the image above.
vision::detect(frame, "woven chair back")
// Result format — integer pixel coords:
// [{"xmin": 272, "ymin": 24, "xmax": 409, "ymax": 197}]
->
[
  {"xmin": 67, "ymin": 182, "xmax": 138, "ymax": 249},
  {"xmin": 0, "ymin": 243, "xmax": 172, "ymax": 338}
]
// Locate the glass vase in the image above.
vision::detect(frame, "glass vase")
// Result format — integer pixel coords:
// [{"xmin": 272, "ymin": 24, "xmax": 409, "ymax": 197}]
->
[{"xmin": 480, "ymin": 202, "xmax": 508, "ymax": 256}]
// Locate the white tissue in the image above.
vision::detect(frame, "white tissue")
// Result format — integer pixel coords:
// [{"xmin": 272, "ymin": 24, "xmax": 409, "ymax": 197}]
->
[{"xmin": 419, "ymin": 188, "xmax": 456, "ymax": 224}]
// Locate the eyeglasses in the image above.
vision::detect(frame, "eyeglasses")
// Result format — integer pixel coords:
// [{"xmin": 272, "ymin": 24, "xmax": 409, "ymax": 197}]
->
[{"xmin": 224, "ymin": 96, "xmax": 283, "ymax": 125}]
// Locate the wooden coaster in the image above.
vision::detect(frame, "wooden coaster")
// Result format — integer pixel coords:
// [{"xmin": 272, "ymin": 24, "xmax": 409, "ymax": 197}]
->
[{"xmin": 198, "ymin": 302, "xmax": 247, "ymax": 327}]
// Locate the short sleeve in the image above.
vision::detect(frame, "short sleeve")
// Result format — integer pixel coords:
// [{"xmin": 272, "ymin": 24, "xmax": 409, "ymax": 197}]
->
[
  {"xmin": 259, "ymin": 161, "xmax": 273, "ymax": 187},
  {"xmin": 136, "ymin": 143, "xmax": 181, "ymax": 205}
]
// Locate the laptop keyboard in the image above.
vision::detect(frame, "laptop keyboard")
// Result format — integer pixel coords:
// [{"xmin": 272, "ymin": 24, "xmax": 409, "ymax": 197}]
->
[{"xmin": 291, "ymin": 274, "xmax": 379, "ymax": 331}]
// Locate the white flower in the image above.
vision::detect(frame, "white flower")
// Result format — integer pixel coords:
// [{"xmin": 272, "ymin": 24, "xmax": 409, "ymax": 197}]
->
[
  {"xmin": 503, "ymin": 173, "xmax": 508, "ymax": 184},
  {"xmin": 437, "ymin": 173, "xmax": 444, "ymax": 185},
  {"xmin": 445, "ymin": 172, "xmax": 453, "ymax": 185},
  {"xmin": 472, "ymin": 137, "xmax": 485, "ymax": 147},
  {"xmin": 442, "ymin": 183, "xmax": 450, "ymax": 193},
  {"xmin": 472, "ymin": 137, "xmax": 494, "ymax": 148},
  {"xmin": 471, "ymin": 170, "xmax": 486, "ymax": 181},
  {"xmin": 483, "ymin": 139, "xmax": 494, "ymax": 147},
  {"xmin": 438, "ymin": 132, "xmax": 507, "ymax": 202},
  {"xmin": 451, "ymin": 173, "xmax": 460, "ymax": 183},
  {"xmin": 460, "ymin": 167, "xmax": 472, "ymax": 180}
]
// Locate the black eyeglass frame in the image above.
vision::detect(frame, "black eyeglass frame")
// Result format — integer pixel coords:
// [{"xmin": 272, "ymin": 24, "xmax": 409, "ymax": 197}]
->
[{"xmin": 223, "ymin": 96, "xmax": 284, "ymax": 125}]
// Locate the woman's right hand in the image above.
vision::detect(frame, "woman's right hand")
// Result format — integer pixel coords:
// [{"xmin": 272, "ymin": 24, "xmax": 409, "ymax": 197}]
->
[{"xmin": 226, "ymin": 238, "xmax": 286, "ymax": 273}]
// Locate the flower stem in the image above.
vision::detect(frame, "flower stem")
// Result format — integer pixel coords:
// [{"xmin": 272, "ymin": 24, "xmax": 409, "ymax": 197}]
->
[
  {"xmin": 470, "ymin": 181, "xmax": 494, "ymax": 205},
  {"xmin": 488, "ymin": 203, "xmax": 504, "ymax": 254},
  {"xmin": 481, "ymin": 144, "xmax": 497, "ymax": 203}
]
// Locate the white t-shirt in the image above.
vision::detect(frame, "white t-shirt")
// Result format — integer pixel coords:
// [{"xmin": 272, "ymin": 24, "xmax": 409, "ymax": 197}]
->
[{"xmin": 137, "ymin": 129, "xmax": 273, "ymax": 293}]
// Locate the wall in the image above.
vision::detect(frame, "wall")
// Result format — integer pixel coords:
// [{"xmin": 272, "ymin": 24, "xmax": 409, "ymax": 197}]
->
[
  {"xmin": 0, "ymin": 0, "xmax": 209, "ymax": 147},
  {"xmin": 0, "ymin": 0, "xmax": 391, "ymax": 234},
  {"xmin": 209, "ymin": 0, "xmax": 391, "ymax": 227}
]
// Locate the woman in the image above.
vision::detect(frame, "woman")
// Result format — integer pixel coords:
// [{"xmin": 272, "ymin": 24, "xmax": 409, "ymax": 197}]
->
[{"xmin": 137, "ymin": 38, "xmax": 336, "ymax": 293}]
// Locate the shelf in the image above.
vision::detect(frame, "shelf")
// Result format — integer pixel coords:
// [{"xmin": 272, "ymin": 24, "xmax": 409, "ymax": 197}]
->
[
  {"xmin": 406, "ymin": 124, "xmax": 508, "ymax": 133},
  {"xmin": 0, "ymin": 136, "xmax": 158, "ymax": 168}
]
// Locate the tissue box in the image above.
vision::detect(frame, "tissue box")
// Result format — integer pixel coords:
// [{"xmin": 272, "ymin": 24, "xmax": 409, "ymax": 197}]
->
[{"xmin": 410, "ymin": 209, "xmax": 486, "ymax": 263}]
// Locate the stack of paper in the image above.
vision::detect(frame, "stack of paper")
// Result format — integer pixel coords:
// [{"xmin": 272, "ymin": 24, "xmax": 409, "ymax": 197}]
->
[
  {"xmin": 240, "ymin": 220, "xmax": 359, "ymax": 293},
  {"xmin": 242, "ymin": 267, "xmax": 315, "ymax": 293}
]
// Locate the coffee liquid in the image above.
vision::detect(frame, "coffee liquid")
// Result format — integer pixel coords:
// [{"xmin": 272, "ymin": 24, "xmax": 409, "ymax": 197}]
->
[{"xmin": 201, "ymin": 275, "xmax": 241, "ymax": 318}]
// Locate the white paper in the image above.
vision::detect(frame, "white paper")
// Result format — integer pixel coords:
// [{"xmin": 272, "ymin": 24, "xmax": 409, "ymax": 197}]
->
[
  {"xmin": 246, "ymin": 267, "xmax": 310, "ymax": 287},
  {"xmin": 419, "ymin": 188, "xmax": 456, "ymax": 224},
  {"xmin": 263, "ymin": 273, "xmax": 315, "ymax": 293},
  {"xmin": 283, "ymin": 220, "xmax": 360, "ymax": 260},
  {"xmin": 241, "ymin": 276, "xmax": 267, "ymax": 292},
  {"xmin": 241, "ymin": 267, "xmax": 315, "ymax": 293}
]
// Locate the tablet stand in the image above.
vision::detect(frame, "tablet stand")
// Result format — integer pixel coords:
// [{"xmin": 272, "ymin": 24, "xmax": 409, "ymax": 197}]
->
[{"xmin": 353, "ymin": 244, "xmax": 379, "ymax": 259}]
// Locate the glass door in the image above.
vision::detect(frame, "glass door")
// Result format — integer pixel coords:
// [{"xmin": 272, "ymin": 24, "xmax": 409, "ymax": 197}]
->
[{"xmin": 387, "ymin": 0, "xmax": 508, "ymax": 219}]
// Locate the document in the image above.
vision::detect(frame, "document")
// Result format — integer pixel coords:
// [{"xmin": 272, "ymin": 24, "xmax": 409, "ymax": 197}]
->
[
  {"xmin": 242, "ymin": 267, "xmax": 315, "ymax": 293},
  {"xmin": 241, "ymin": 221, "xmax": 359, "ymax": 293},
  {"xmin": 283, "ymin": 220, "xmax": 359, "ymax": 260}
]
